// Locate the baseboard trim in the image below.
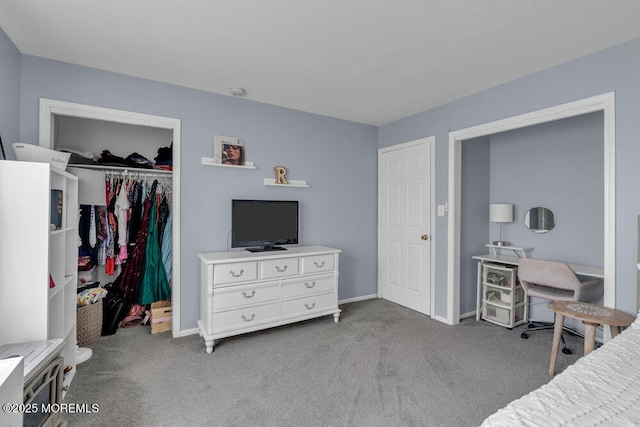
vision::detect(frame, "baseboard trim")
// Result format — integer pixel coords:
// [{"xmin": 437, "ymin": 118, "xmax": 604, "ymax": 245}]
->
[
  {"xmin": 460, "ymin": 310, "xmax": 476, "ymax": 320},
  {"xmin": 339, "ymin": 294, "xmax": 378, "ymax": 305}
]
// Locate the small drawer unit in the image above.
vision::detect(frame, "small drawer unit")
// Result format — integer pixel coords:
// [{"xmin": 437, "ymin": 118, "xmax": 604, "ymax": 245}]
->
[
  {"xmin": 282, "ymin": 274, "xmax": 335, "ymax": 299},
  {"xmin": 483, "ymin": 303, "xmax": 525, "ymax": 327},
  {"xmin": 211, "ymin": 281, "xmax": 280, "ymax": 311},
  {"xmin": 282, "ymin": 292, "xmax": 336, "ymax": 321},
  {"xmin": 211, "ymin": 302, "xmax": 280, "ymax": 335},
  {"xmin": 213, "ymin": 261, "xmax": 258, "ymax": 285},
  {"xmin": 483, "ymin": 263, "xmax": 517, "ymax": 288},
  {"xmin": 198, "ymin": 246, "xmax": 341, "ymax": 354},
  {"xmin": 480, "ymin": 262, "xmax": 527, "ymax": 328},
  {"xmin": 301, "ymin": 254, "xmax": 335, "ymax": 274},
  {"xmin": 260, "ymin": 257, "xmax": 299, "ymax": 279}
]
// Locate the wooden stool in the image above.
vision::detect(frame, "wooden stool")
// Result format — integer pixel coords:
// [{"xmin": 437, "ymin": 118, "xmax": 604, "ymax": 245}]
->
[{"xmin": 547, "ymin": 301, "xmax": 635, "ymax": 375}]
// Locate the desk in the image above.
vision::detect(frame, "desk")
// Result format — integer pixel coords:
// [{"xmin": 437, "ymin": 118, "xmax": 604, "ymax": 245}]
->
[
  {"xmin": 472, "ymin": 254, "xmax": 604, "ymax": 321},
  {"xmin": 547, "ymin": 301, "xmax": 634, "ymax": 375}
]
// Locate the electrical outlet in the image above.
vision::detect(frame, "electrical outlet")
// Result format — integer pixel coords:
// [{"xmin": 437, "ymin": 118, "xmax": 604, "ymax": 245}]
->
[{"xmin": 437, "ymin": 205, "xmax": 445, "ymax": 216}]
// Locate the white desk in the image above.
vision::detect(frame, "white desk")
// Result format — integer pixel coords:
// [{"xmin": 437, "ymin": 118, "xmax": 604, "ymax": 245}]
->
[{"xmin": 472, "ymin": 253, "xmax": 604, "ymax": 321}]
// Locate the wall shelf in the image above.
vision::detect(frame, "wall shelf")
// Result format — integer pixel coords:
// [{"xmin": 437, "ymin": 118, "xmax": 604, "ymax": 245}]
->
[
  {"xmin": 486, "ymin": 244, "xmax": 532, "ymax": 258},
  {"xmin": 202, "ymin": 157, "xmax": 256, "ymax": 169},
  {"xmin": 263, "ymin": 178, "xmax": 309, "ymax": 188}
]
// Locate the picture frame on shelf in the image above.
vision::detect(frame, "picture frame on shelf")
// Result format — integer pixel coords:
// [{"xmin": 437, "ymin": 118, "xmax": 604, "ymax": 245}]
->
[
  {"xmin": 222, "ymin": 143, "xmax": 245, "ymax": 166},
  {"xmin": 213, "ymin": 135, "xmax": 244, "ymax": 164}
]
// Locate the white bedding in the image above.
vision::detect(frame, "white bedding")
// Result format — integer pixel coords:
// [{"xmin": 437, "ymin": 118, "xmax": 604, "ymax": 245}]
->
[{"xmin": 481, "ymin": 316, "xmax": 640, "ymax": 426}]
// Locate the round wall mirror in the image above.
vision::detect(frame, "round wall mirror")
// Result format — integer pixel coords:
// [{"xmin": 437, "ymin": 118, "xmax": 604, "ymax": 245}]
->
[{"xmin": 525, "ymin": 207, "xmax": 556, "ymax": 234}]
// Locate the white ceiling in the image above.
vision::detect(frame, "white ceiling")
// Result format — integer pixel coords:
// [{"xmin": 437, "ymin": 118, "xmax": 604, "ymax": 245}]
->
[{"xmin": 1, "ymin": 1, "xmax": 640, "ymax": 126}]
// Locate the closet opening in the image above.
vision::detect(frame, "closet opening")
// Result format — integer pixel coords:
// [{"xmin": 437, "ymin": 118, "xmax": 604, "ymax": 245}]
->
[
  {"xmin": 39, "ymin": 98, "xmax": 183, "ymax": 337},
  {"xmin": 446, "ymin": 92, "xmax": 615, "ymax": 331}
]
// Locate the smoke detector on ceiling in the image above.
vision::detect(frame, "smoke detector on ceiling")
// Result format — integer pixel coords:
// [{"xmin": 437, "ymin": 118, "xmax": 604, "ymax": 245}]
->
[{"xmin": 229, "ymin": 86, "xmax": 247, "ymax": 97}]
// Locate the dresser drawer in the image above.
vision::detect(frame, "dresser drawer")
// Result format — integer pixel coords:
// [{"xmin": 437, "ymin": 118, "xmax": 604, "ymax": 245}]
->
[
  {"xmin": 281, "ymin": 274, "xmax": 335, "ymax": 299},
  {"xmin": 212, "ymin": 302, "xmax": 280, "ymax": 334},
  {"xmin": 212, "ymin": 281, "xmax": 280, "ymax": 311},
  {"xmin": 281, "ymin": 292, "xmax": 335, "ymax": 320},
  {"xmin": 260, "ymin": 257, "xmax": 299, "ymax": 279},
  {"xmin": 301, "ymin": 254, "xmax": 335, "ymax": 274},
  {"xmin": 213, "ymin": 261, "xmax": 258, "ymax": 285}
]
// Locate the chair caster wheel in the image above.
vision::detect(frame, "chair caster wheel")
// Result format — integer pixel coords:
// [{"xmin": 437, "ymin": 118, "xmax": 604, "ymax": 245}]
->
[
  {"xmin": 521, "ymin": 332, "xmax": 529, "ymax": 339},
  {"xmin": 562, "ymin": 348, "xmax": 572, "ymax": 355}
]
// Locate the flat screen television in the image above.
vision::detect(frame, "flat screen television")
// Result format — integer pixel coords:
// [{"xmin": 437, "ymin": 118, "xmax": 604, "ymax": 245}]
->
[{"xmin": 232, "ymin": 199, "xmax": 299, "ymax": 252}]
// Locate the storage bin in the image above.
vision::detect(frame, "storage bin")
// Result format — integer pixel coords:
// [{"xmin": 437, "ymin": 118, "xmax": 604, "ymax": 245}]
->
[
  {"xmin": 77, "ymin": 299, "xmax": 103, "ymax": 346},
  {"xmin": 151, "ymin": 300, "xmax": 172, "ymax": 334},
  {"xmin": 482, "ymin": 263, "xmax": 516, "ymax": 288},
  {"xmin": 483, "ymin": 302, "xmax": 525, "ymax": 328},
  {"xmin": 13, "ymin": 143, "xmax": 71, "ymax": 171}
]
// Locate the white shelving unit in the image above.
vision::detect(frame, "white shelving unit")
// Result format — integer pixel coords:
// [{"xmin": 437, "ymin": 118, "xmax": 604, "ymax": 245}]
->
[{"xmin": 0, "ymin": 160, "xmax": 78, "ymax": 397}]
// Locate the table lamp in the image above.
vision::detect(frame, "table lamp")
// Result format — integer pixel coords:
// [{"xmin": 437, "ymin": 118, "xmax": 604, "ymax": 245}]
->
[{"xmin": 490, "ymin": 203, "xmax": 513, "ymax": 246}]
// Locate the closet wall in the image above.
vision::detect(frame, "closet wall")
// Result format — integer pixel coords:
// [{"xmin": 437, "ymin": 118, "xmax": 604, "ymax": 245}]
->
[
  {"xmin": 54, "ymin": 116, "xmax": 174, "ymax": 311},
  {"xmin": 56, "ymin": 116, "xmax": 173, "ymax": 164}
]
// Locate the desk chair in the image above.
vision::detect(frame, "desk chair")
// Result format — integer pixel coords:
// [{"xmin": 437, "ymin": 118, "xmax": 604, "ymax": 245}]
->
[{"xmin": 518, "ymin": 258, "xmax": 604, "ymax": 354}]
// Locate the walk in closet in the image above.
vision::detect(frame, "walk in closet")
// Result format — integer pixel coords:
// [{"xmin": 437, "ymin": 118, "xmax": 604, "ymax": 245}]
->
[{"xmin": 39, "ymin": 98, "xmax": 182, "ymax": 336}]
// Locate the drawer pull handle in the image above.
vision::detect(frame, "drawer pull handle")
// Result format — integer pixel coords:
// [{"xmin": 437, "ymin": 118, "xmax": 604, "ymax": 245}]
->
[
  {"xmin": 242, "ymin": 290, "xmax": 256, "ymax": 298},
  {"xmin": 305, "ymin": 281, "xmax": 316, "ymax": 288},
  {"xmin": 229, "ymin": 269, "xmax": 244, "ymax": 278},
  {"xmin": 275, "ymin": 265, "xmax": 288, "ymax": 273},
  {"xmin": 241, "ymin": 314, "xmax": 255, "ymax": 322},
  {"xmin": 305, "ymin": 302, "xmax": 316, "ymax": 310},
  {"xmin": 314, "ymin": 261, "xmax": 325, "ymax": 268}
]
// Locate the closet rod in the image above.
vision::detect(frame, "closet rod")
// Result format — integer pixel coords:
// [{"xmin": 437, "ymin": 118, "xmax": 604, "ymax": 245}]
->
[
  {"xmin": 104, "ymin": 170, "xmax": 172, "ymax": 179},
  {"xmin": 68, "ymin": 164, "xmax": 172, "ymax": 177}
]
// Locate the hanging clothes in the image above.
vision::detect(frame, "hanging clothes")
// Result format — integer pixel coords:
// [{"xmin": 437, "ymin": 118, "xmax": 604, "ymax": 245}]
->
[
  {"xmin": 114, "ymin": 179, "xmax": 130, "ymax": 264},
  {"xmin": 138, "ymin": 181, "xmax": 170, "ymax": 305},
  {"xmin": 116, "ymin": 181, "xmax": 155, "ymax": 304},
  {"xmin": 161, "ymin": 212, "xmax": 172, "ymax": 282}
]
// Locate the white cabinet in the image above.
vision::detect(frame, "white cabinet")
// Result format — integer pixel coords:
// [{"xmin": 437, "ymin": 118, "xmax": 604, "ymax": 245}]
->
[
  {"xmin": 480, "ymin": 263, "xmax": 527, "ymax": 328},
  {"xmin": 0, "ymin": 160, "xmax": 78, "ymax": 396},
  {"xmin": 198, "ymin": 245, "xmax": 341, "ymax": 353},
  {"xmin": 0, "ymin": 357, "xmax": 23, "ymax": 427}
]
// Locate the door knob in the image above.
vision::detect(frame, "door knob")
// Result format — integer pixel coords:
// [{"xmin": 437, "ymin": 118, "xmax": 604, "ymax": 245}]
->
[{"xmin": 421, "ymin": 234, "xmax": 429, "ymax": 240}]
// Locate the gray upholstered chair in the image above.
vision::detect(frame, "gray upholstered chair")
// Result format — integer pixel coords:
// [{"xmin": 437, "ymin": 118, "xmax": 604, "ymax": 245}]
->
[{"xmin": 518, "ymin": 258, "xmax": 604, "ymax": 354}]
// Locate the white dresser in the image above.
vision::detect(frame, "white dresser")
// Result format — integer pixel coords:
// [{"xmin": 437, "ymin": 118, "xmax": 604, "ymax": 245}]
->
[{"xmin": 198, "ymin": 245, "xmax": 341, "ymax": 353}]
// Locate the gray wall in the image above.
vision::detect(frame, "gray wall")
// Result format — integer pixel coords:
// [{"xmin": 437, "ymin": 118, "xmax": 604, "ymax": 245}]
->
[
  {"xmin": 489, "ymin": 112, "xmax": 604, "ymax": 322},
  {"xmin": 460, "ymin": 137, "xmax": 490, "ymax": 315},
  {"xmin": 380, "ymin": 37, "xmax": 640, "ymax": 318},
  {"xmin": 489, "ymin": 112, "xmax": 604, "ymax": 267},
  {"xmin": 11, "ymin": 50, "xmax": 378, "ymax": 331},
  {"xmin": 0, "ymin": 28, "xmax": 20, "ymax": 159},
  {"xmin": 4, "ymin": 22, "xmax": 640, "ymax": 327}
]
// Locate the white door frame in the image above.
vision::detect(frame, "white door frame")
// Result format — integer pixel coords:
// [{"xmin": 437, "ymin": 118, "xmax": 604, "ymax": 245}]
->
[
  {"xmin": 378, "ymin": 136, "xmax": 436, "ymax": 316},
  {"xmin": 38, "ymin": 98, "xmax": 184, "ymax": 337},
  {"xmin": 446, "ymin": 92, "xmax": 615, "ymax": 325}
]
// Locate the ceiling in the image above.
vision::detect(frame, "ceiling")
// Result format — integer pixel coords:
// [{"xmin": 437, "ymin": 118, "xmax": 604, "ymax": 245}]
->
[{"xmin": 1, "ymin": 1, "xmax": 640, "ymax": 126}]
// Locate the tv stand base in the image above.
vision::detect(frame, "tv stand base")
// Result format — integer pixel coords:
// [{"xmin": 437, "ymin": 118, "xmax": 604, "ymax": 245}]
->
[{"xmin": 246, "ymin": 245, "xmax": 286, "ymax": 252}]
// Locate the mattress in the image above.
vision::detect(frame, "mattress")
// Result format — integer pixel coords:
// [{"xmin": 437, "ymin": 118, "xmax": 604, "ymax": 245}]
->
[{"xmin": 481, "ymin": 315, "xmax": 640, "ymax": 426}]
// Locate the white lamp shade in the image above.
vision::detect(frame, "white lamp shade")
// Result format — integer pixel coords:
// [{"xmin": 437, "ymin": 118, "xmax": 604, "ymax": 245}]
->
[{"xmin": 490, "ymin": 204, "xmax": 513, "ymax": 223}]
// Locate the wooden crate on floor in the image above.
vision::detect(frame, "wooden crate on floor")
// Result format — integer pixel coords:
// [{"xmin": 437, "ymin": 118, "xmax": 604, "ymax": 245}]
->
[{"xmin": 151, "ymin": 300, "xmax": 172, "ymax": 334}]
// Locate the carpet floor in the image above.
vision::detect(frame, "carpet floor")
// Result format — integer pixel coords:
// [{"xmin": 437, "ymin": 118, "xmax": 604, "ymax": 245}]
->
[{"xmin": 62, "ymin": 298, "xmax": 584, "ymax": 426}]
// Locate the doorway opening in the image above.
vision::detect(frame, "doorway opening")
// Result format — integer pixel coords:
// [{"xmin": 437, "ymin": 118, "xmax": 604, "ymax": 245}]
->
[
  {"xmin": 447, "ymin": 92, "xmax": 615, "ymax": 326},
  {"xmin": 39, "ymin": 98, "xmax": 183, "ymax": 336}
]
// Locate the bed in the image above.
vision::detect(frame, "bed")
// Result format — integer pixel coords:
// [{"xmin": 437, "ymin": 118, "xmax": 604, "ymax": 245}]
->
[{"xmin": 481, "ymin": 313, "xmax": 640, "ymax": 426}]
